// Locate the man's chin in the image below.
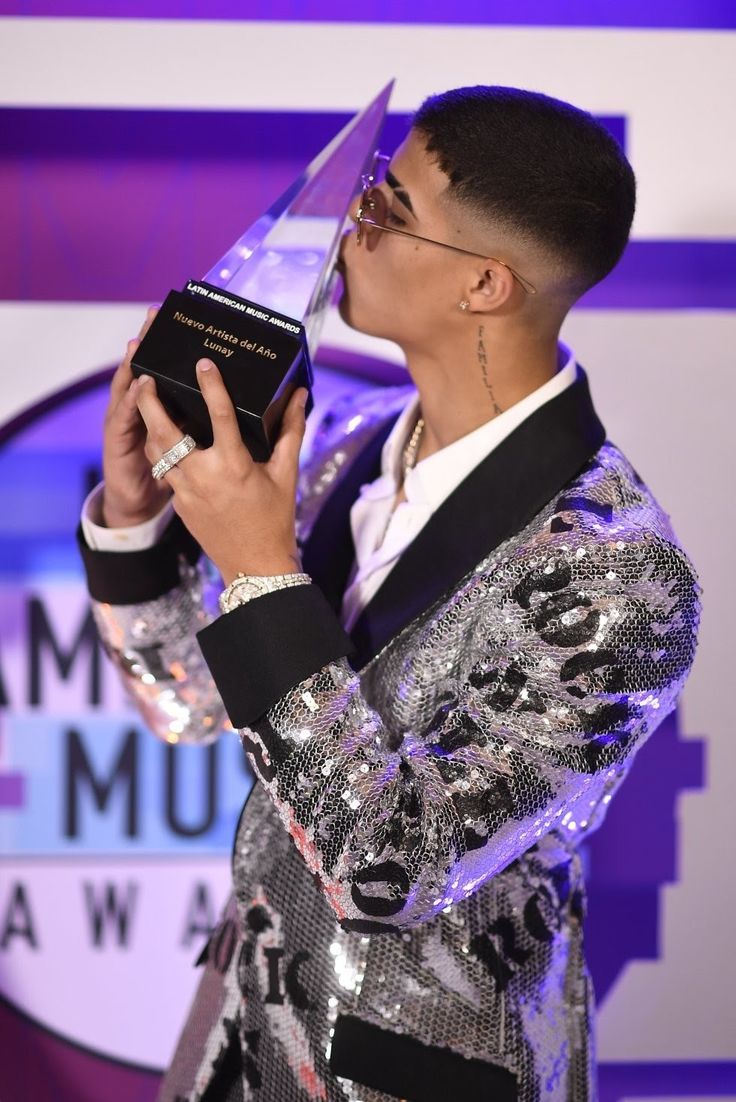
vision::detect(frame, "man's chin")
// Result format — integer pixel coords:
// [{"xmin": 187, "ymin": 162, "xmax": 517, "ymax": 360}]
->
[
  {"xmin": 336, "ymin": 286, "xmax": 362, "ymax": 328},
  {"xmin": 336, "ymin": 290, "xmax": 366, "ymax": 335},
  {"xmin": 336, "ymin": 291, "xmax": 392, "ymax": 341}
]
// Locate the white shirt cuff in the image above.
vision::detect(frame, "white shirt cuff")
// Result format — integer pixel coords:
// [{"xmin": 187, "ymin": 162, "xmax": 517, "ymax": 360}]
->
[{"xmin": 81, "ymin": 483, "xmax": 176, "ymax": 552}]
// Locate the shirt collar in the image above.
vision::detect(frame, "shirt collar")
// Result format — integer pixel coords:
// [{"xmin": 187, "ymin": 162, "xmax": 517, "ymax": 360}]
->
[{"xmin": 380, "ymin": 342, "xmax": 578, "ymax": 511}]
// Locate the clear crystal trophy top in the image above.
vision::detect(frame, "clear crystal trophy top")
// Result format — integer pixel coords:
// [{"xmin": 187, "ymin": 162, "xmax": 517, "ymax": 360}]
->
[{"xmin": 132, "ymin": 83, "xmax": 393, "ymax": 461}]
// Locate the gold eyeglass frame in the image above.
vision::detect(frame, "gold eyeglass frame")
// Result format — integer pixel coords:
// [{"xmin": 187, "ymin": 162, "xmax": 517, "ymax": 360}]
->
[{"xmin": 354, "ymin": 152, "xmax": 537, "ymax": 296}]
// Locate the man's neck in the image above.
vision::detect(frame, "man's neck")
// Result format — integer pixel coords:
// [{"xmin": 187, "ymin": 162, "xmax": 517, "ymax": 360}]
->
[{"xmin": 403, "ymin": 327, "xmax": 561, "ymax": 463}]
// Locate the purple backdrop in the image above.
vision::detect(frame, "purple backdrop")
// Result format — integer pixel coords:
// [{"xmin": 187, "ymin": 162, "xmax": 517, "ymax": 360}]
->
[{"xmin": 1, "ymin": 0, "xmax": 735, "ymax": 27}]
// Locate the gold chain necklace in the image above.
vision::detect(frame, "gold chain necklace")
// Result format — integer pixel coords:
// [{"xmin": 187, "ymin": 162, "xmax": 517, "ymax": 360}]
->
[
  {"xmin": 375, "ymin": 415, "xmax": 425, "ymax": 552},
  {"xmin": 402, "ymin": 416, "xmax": 425, "ymax": 479}
]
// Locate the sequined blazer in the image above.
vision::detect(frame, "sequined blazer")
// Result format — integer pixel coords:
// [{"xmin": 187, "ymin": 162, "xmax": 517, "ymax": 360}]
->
[{"xmin": 80, "ymin": 366, "xmax": 701, "ymax": 1102}]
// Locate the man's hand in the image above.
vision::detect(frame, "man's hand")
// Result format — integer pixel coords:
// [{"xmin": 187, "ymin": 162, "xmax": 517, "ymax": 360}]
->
[
  {"xmin": 134, "ymin": 358, "xmax": 307, "ymax": 584},
  {"xmin": 102, "ymin": 307, "xmax": 173, "ymax": 528}
]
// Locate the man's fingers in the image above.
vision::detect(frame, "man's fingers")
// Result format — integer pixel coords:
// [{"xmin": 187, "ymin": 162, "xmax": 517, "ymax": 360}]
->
[
  {"xmin": 138, "ymin": 304, "xmax": 159, "ymax": 341},
  {"xmin": 110, "ymin": 301, "xmax": 156, "ymax": 408},
  {"xmin": 196, "ymin": 359, "xmax": 246, "ymax": 457},
  {"xmin": 272, "ymin": 387, "xmax": 308, "ymax": 475},
  {"xmin": 135, "ymin": 375, "xmax": 182, "ymax": 451},
  {"xmin": 123, "ymin": 337, "xmax": 138, "ymax": 370},
  {"xmin": 109, "ymin": 338, "xmax": 139, "ymax": 404}
]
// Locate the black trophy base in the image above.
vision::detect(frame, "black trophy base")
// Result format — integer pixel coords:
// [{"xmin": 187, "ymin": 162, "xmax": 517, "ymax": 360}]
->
[{"xmin": 131, "ymin": 280, "xmax": 313, "ymax": 462}]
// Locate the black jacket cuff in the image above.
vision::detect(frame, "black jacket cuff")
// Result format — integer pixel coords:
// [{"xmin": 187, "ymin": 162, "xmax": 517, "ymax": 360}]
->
[
  {"xmin": 77, "ymin": 514, "xmax": 201, "ymax": 604},
  {"xmin": 197, "ymin": 584, "xmax": 353, "ymax": 728}
]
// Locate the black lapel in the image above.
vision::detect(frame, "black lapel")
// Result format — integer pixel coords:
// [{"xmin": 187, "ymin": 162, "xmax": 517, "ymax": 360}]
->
[
  {"xmin": 348, "ymin": 366, "xmax": 606, "ymax": 670},
  {"xmin": 300, "ymin": 415, "xmax": 398, "ymax": 613}
]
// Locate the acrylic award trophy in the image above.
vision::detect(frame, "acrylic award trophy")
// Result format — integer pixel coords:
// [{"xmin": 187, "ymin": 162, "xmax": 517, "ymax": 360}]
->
[{"xmin": 131, "ymin": 83, "xmax": 393, "ymax": 461}]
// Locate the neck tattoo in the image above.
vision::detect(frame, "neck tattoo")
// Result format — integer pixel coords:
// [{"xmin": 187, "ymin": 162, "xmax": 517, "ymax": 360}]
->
[{"xmin": 477, "ymin": 325, "xmax": 503, "ymax": 417}]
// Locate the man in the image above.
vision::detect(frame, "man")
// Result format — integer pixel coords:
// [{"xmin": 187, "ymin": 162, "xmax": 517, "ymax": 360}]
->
[{"xmin": 79, "ymin": 87, "xmax": 701, "ymax": 1101}]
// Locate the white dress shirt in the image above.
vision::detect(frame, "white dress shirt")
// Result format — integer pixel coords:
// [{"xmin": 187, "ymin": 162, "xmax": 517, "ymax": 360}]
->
[
  {"xmin": 81, "ymin": 482, "xmax": 175, "ymax": 551},
  {"xmin": 339, "ymin": 344, "xmax": 578, "ymax": 629},
  {"xmin": 82, "ymin": 344, "xmax": 578, "ymax": 631}
]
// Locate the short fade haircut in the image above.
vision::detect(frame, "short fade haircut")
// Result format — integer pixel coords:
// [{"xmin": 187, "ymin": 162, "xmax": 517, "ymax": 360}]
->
[{"xmin": 413, "ymin": 86, "xmax": 636, "ymax": 294}]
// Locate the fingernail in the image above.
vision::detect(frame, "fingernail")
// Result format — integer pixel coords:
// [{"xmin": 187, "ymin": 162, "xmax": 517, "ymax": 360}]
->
[
  {"xmin": 298, "ymin": 388, "xmax": 308, "ymax": 408},
  {"xmin": 197, "ymin": 359, "xmax": 215, "ymax": 373},
  {"xmin": 137, "ymin": 374, "xmax": 151, "ymax": 387}
]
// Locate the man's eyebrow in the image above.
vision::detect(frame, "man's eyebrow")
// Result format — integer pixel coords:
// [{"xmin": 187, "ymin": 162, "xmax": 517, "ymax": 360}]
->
[{"xmin": 385, "ymin": 169, "xmax": 415, "ymax": 215}]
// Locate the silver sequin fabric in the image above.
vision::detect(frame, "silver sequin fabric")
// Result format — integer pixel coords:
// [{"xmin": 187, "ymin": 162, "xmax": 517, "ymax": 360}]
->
[{"xmin": 90, "ymin": 386, "xmax": 701, "ymax": 1102}]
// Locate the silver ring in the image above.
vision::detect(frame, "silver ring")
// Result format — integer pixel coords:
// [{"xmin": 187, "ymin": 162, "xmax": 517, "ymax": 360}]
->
[{"xmin": 151, "ymin": 434, "xmax": 197, "ymax": 480}]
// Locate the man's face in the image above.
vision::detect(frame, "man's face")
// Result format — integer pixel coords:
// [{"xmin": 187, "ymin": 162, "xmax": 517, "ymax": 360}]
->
[{"xmin": 338, "ymin": 129, "xmax": 475, "ymax": 349}]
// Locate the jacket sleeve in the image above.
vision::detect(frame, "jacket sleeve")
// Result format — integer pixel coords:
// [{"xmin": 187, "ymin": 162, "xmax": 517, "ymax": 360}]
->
[
  {"xmin": 197, "ymin": 528, "xmax": 701, "ymax": 930},
  {"xmin": 78, "ymin": 512, "xmax": 229, "ymax": 745},
  {"xmin": 75, "ymin": 388, "xmax": 395, "ymax": 746}
]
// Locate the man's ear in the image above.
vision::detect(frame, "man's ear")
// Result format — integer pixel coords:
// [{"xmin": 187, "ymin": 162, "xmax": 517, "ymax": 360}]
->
[{"xmin": 465, "ymin": 259, "xmax": 516, "ymax": 313}]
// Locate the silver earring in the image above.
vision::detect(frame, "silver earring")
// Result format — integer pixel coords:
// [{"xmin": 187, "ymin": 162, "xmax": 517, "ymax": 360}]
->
[{"xmin": 459, "ymin": 300, "xmax": 470, "ymax": 312}]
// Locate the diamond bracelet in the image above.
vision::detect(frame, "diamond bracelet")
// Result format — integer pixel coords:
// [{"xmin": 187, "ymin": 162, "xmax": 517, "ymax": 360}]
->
[{"xmin": 218, "ymin": 572, "xmax": 312, "ymax": 615}]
